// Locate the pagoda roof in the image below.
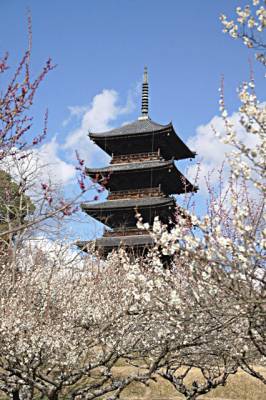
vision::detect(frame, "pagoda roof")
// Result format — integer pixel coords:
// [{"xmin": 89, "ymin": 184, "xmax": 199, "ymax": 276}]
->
[
  {"xmin": 89, "ymin": 118, "xmax": 195, "ymax": 160},
  {"xmin": 77, "ymin": 234, "xmax": 154, "ymax": 256},
  {"xmin": 77, "ymin": 234, "xmax": 154, "ymax": 251},
  {"xmin": 81, "ymin": 196, "xmax": 176, "ymax": 229},
  {"xmin": 90, "ymin": 118, "xmax": 171, "ymax": 138},
  {"xmin": 86, "ymin": 160, "xmax": 197, "ymax": 195},
  {"xmin": 86, "ymin": 159, "xmax": 171, "ymax": 173},
  {"xmin": 81, "ymin": 196, "xmax": 174, "ymax": 212}
]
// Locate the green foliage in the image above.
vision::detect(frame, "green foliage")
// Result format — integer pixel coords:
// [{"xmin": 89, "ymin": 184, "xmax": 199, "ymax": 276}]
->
[{"xmin": 0, "ymin": 169, "xmax": 35, "ymax": 234}]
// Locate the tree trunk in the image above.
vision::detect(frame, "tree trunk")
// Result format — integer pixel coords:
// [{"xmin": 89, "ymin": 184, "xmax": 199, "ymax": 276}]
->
[
  {"xmin": 12, "ymin": 390, "xmax": 20, "ymax": 400},
  {"xmin": 186, "ymin": 394, "xmax": 198, "ymax": 400},
  {"xmin": 48, "ymin": 391, "xmax": 59, "ymax": 400}
]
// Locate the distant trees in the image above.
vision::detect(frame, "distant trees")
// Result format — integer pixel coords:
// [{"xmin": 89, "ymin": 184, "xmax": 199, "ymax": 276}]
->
[{"xmin": 0, "ymin": 170, "xmax": 34, "ymax": 249}]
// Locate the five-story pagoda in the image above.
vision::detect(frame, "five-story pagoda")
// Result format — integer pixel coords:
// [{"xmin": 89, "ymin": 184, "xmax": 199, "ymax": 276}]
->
[{"xmin": 78, "ymin": 68, "xmax": 197, "ymax": 256}]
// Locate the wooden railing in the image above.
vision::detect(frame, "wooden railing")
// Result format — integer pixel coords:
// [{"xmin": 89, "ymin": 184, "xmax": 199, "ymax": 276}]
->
[
  {"xmin": 108, "ymin": 187, "xmax": 164, "ymax": 200},
  {"xmin": 104, "ymin": 227, "xmax": 146, "ymax": 237},
  {"xmin": 111, "ymin": 150, "xmax": 163, "ymax": 164}
]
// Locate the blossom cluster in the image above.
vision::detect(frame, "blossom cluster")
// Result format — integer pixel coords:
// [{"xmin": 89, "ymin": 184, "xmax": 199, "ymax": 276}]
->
[{"xmin": 220, "ymin": 1, "xmax": 266, "ymax": 64}]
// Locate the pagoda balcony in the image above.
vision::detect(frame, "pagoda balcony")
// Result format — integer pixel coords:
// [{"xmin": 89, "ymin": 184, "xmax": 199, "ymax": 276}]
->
[
  {"xmin": 104, "ymin": 227, "xmax": 147, "ymax": 237},
  {"xmin": 111, "ymin": 150, "xmax": 163, "ymax": 165},
  {"xmin": 86, "ymin": 160, "xmax": 197, "ymax": 195},
  {"xmin": 108, "ymin": 187, "xmax": 164, "ymax": 200}
]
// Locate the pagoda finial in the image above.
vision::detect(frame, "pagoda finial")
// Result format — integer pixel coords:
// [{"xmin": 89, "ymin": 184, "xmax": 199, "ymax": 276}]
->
[{"xmin": 139, "ymin": 66, "xmax": 149, "ymax": 120}]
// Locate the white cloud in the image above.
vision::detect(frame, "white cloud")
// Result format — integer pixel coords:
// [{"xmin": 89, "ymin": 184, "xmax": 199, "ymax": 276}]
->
[
  {"xmin": 62, "ymin": 105, "xmax": 88, "ymax": 127},
  {"xmin": 36, "ymin": 137, "xmax": 76, "ymax": 185},
  {"xmin": 187, "ymin": 111, "xmax": 258, "ymax": 192},
  {"xmin": 1, "ymin": 138, "xmax": 76, "ymax": 191},
  {"xmin": 63, "ymin": 89, "xmax": 134, "ymax": 166}
]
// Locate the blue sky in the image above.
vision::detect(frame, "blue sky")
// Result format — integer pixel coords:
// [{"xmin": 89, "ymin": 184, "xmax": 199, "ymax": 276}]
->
[{"xmin": 0, "ymin": 0, "xmax": 265, "ymax": 240}]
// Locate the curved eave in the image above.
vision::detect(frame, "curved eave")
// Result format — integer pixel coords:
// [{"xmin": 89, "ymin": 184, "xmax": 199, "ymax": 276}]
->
[
  {"xmin": 89, "ymin": 122, "xmax": 196, "ymax": 160},
  {"xmin": 89, "ymin": 124, "xmax": 171, "ymax": 142},
  {"xmin": 85, "ymin": 159, "xmax": 173, "ymax": 175},
  {"xmin": 89, "ymin": 119, "xmax": 172, "ymax": 139},
  {"xmin": 169, "ymin": 123, "xmax": 196, "ymax": 159},
  {"xmin": 81, "ymin": 197, "xmax": 175, "ymax": 213},
  {"xmin": 77, "ymin": 235, "xmax": 154, "ymax": 253},
  {"xmin": 85, "ymin": 161, "xmax": 197, "ymax": 195},
  {"xmin": 81, "ymin": 197, "xmax": 176, "ymax": 228}
]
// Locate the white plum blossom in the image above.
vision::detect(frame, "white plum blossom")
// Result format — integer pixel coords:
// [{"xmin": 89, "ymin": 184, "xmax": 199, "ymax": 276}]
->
[{"xmin": 220, "ymin": 1, "xmax": 266, "ymax": 64}]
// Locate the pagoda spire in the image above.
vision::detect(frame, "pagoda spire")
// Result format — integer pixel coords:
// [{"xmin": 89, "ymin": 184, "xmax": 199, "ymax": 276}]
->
[{"xmin": 139, "ymin": 66, "xmax": 149, "ymax": 120}]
